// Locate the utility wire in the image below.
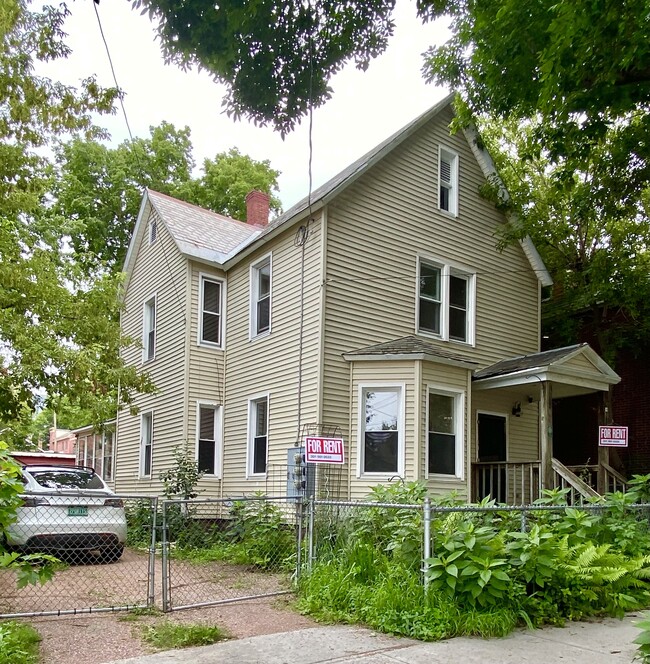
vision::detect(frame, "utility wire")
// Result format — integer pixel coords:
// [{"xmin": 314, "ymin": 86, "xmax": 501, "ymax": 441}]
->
[{"xmin": 92, "ymin": 1, "xmax": 185, "ymax": 318}]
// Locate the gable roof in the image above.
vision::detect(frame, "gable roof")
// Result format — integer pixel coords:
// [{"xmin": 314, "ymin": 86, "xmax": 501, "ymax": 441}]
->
[
  {"xmin": 122, "ymin": 190, "xmax": 261, "ymax": 281},
  {"xmin": 123, "ymin": 94, "xmax": 552, "ymax": 287},
  {"xmin": 343, "ymin": 335, "xmax": 479, "ymax": 369},
  {"xmin": 473, "ymin": 343, "xmax": 620, "ymax": 394}
]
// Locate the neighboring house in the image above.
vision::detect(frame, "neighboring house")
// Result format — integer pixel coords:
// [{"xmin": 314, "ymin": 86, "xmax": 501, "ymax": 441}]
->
[
  {"xmin": 114, "ymin": 95, "xmax": 621, "ymax": 504},
  {"xmin": 74, "ymin": 422, "xmax": 116, "ymax": 484}
]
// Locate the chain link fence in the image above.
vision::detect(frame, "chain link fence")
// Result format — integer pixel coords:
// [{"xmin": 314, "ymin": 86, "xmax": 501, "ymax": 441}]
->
[
  {"xmin": 306, "ymin": 498, "xmax": 650, "ymax": 586},
  {"xmin": 161, "ymin": 496, "xmax": 303, "ymax": 611},
  {"xmin": 0, "ymin": 495, "xmax": 158, "ymax": 618}
]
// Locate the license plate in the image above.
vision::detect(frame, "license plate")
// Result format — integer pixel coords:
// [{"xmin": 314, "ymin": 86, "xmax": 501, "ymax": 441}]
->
[{"xmin": 68, "ymin": 506, "xmax": 88, "ymax": 516}]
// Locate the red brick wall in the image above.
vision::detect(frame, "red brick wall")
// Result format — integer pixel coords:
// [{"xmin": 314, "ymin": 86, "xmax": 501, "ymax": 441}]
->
[{"xmin": 612, "ymin": 346, "xmax": 650, "ymax": 477}]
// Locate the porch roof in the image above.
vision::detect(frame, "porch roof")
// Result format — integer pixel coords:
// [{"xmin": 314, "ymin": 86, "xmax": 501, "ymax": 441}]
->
[
  {"xmin": 343, "ymin": 336, "xmax": 479, "ymax": 369},
  {"xmin": 472, "ymin": 343, "xmax": 620, "ymax": 397}
]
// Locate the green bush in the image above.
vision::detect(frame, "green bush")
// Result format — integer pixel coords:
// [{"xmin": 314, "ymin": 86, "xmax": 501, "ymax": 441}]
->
[{"xmin": 298, "ymin": 482, "xmax": 650, "ymax": 641}]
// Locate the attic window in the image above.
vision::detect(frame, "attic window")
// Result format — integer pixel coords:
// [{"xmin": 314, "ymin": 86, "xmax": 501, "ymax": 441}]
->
[
  {"xmin": 439, "ymin": 147, "xmax": 459, "ymax": 216},
  {"xmin": 149, "ymin": 219, "xmax": 157, "ymax": 244}
]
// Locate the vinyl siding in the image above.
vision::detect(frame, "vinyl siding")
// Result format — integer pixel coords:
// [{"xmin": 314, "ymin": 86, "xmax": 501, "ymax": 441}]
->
[
  {"xmin": 321, "ymin": 105, "xmax": 540, "ymax": 499},
  {"xmin": 115, "ymin": 209, "xmax": 188, "ymax": 494},
  {"xmin": 421, "ymin": 362, "xmax": 470, "ymax": 499},
  {"xmin": 188, "ymin": 262, "xmax": 227, "ymax": 492},
  {"xmin": 221, "ymin": 220, "xmax": 323, "ymax": 496}
]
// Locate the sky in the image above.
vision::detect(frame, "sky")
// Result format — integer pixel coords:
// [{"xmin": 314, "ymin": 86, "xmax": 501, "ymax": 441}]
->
[{"xmin": 43, "ymin": 0, "xmax": 452, "ymax": 211}]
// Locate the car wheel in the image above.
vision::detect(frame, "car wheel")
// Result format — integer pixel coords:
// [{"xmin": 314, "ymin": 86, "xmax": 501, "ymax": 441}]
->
[{"xmin": 99, "ymin": 544, "xmax": 124, "ymax": 564}]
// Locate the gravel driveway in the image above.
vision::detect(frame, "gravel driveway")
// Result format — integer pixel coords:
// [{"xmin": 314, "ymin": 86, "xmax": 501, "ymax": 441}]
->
[{"xmin": 1, "ymin": 547, "xmax": 315, "ymax": 664}]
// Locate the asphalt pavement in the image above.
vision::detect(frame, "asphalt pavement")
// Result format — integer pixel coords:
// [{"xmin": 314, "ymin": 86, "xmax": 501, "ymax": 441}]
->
[{"xmin": 107, "ymin": 615, "xmax": 643, "ymax": 663}]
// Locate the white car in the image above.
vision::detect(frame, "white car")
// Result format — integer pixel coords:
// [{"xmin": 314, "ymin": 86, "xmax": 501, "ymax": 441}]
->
[{"xmin": 5, "ymin": 465, "xmax": 127, "ymax": 563}]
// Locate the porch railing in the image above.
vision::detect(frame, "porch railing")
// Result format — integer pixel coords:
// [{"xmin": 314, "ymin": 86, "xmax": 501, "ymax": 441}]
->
[
  {"xmin": 552, "ymin": 458, "xmax": 600, "ymax": 504},
  {"xmin": 564, "ymin": 462, "xmax": 628, "ymax": 495},
  {"xmin": 471, "ymin": 461, "xmax": 541, "ymax": 505}
]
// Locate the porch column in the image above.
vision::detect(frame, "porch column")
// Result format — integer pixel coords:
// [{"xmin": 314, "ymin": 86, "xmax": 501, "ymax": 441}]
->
[
  {"xmin": 597, "ymin": 387, "xmax": 612, "ymax": 494},
  {"xmin": 540, "ymin": 382, "xmax": 554, "ymax": 490}
]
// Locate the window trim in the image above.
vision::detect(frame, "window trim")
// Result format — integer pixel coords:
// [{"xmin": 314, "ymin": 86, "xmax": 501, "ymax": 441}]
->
[
  {"xmin": 142, "ymin": 293, "xmax": 157, "ymax": 363},
  {"xmin": 438, "ymin": 146, "xmax": 459, "ymax": 217},
  {"xmin": 416, "ymin": 256, "xmax": 476, "ymax": 346},
  {"xmin": 249, "ymin": 253, "xmax": 272, "ymax": 340},
  {"xmin": 198, "ymin": 274, "xmax": 225, "ymax": 349},
  {"xmin": 246, "ymin": 393, "xmax": 270, "ymax": 478},
  {"xmin": 139, "ymin": 411, "xmax": 153, "ymax": 478},
  {"xmin": 195, "ymin": 401, "xmax": 222, "ymax": 478},
  {"xmin": 425, "ymin": 385, "xmax": 465, "ymax": 480},
  {"xmin": 356, "ymin": 382, "xmax": 406, "ymax": 479}
]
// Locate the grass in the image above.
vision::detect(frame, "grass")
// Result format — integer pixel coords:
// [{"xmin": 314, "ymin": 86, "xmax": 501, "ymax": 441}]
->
[
  {"xmin": 117, "ymin": 606, "xmax": 163, "ymax": 623},
  {"xmin": 140, "ymin": 621, "xmax": 229, "ymax": 650},
  {"xmin": 0, "ymin": 620, "xmax": 41, "ymax": 664}
]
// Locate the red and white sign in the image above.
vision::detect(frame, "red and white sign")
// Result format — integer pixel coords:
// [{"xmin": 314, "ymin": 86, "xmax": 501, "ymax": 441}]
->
[
  {"xmin": 305, "ymin": 437, "xmax": 345, "ymax": 464},
  {"xmin": 598, "ymin": 425, "xmax": 628, "ymax": 447}
]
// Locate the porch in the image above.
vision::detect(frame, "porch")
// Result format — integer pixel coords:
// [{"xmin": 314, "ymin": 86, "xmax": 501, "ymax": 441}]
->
[{"xmin": 471, "ymin": 344, "xmax": 622, "ymax": 505}]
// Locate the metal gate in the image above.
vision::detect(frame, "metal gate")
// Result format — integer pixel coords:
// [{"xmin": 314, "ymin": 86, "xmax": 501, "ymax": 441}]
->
[
  {"xmin": 0, "ymin": 495, "xmax": 158, "ymax": 619},
  {"xmin": 161, "ymin": 496, "xmax": 303, "ymax": 611}
]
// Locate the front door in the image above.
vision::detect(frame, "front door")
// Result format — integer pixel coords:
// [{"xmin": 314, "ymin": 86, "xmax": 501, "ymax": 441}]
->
[{"xmin": 477, "ymin": 413, "xmax": 507, "ymax": 502}]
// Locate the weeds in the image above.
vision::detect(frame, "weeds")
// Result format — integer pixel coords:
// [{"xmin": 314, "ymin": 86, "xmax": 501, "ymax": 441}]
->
[
  {"xmin": 0, "ymin": 621, "xmax": 41, "ymax": 664},
  {"xmin": 140, "ymin": 622, "xmax": 228, "ymax": 650}
]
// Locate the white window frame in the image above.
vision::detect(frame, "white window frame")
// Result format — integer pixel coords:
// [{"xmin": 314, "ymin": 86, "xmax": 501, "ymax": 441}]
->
[
  {"xmin": 195, "ymin": 401, "xmax": 222, "ymax": 477},
  {"xmin": 246, "ymin": 393, "xmax": 270, "ymax": 478},
  {"xmin": 438, "ymin": 146, "xmax": 459, "ymax": 216},
  {"xmin": 425, "ymin": 385, "xmax": 465, "ymax": 480},
  {"xmin": 416, "ymin": 256, "xmax": 476, "ymax": 345},
  {"xmin": 249, "ymin": 253, "xmax": 272, "ymax": 339},
  {"xmin": 357, "ymin": 382, "xmax": 406, "ymax": 479},
  {"xmin": 142, "ymin": 294, "xmax": 157, "ymax": 362},
  {"xmin": 140, "ymin": 411, "xmax": 153, "ymax": 478},
  {"xmin": 198, "ymin": 274, "xmax": 225, "ymax": 349}
]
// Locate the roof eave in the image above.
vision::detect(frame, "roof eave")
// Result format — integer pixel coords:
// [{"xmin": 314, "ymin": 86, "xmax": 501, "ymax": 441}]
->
[
  {"xmin": 462, "ymin": 125, "xmax": 553, "ymax": 288},
  {"xmin": 343, "ymin": 351, "xmax": 478, "ymax": 369}
]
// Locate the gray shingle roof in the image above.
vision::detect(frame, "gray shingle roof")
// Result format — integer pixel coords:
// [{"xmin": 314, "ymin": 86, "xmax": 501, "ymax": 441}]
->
[
  {"xmin": 147, "ymin": 190, "xmax": 261, "ymax": 264},
  {"xmin": 345, "ymin": 336, "xmax": 479, "ymax": 367},
  {"xmin": 473, "ymin": 344, "xmax": 586, "ymax": 380}
]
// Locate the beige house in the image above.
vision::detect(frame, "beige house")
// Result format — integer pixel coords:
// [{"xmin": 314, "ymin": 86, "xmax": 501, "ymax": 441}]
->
[{"xmin": 115, "ymin": 95, "xmax": 621, "ymax": 503}]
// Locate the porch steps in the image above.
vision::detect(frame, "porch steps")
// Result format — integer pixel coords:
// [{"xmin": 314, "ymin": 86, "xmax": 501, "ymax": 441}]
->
[{"xmin": 552, "ymin": 458, "xmax": 601, "ymax": 503}]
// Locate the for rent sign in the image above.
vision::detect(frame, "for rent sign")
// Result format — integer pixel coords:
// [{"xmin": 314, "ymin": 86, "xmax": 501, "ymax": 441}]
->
[
  {"xmin": 305, "ymin": 437, "xmax": 345, "ymax": 464},
  {"xmin": 598, "ymin": 426, "xmax": 628, "ymax": 447}
]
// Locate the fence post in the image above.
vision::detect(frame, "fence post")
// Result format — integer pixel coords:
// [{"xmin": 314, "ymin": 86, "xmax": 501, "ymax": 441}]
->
[
  {"xmin": 423, "ymin": 497, "xmax": 431, "ymax": 591},
  {"xmin": 148, "ymin": 497, "xmax": 158, "ymax": 608},
  {"xmin": 308, "ymin": 496, "xmax": 315, "ymax": 570},
  {"xmin": 161, "ymin": 500, "xmax": 169, "ymax": 612},
  {"xmin": 296, "ymin": 497, "xmax": 303, "ymax": 582},
  {"xmin": 520, "ymin": 505, "xmax": 527, "ymax": 533}
]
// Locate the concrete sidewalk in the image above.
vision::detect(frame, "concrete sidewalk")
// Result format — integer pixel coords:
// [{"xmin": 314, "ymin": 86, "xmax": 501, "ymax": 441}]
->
[{"xmin": 107, "ymin": 616, "xmax": 641, "ymax": 664}]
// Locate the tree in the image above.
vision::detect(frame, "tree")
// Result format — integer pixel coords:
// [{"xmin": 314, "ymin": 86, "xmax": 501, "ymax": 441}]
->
[
  {"xmin": 132, "ymin": 0, "xmax": 397, "ymax": 133},
  {"xmin": 54, "ymin": 130, "xmax": 282, "ymax": 273},
  {"xmin": 478, "ymin": 116, "xmax": 650, "ymax": 359},
  {"xmin": 0, "ymin": 1, "xmax": 153, "ymax": 427},
  {"xmin": 132, "ymin": 0, "xmax": 650, "ymax": 132}
]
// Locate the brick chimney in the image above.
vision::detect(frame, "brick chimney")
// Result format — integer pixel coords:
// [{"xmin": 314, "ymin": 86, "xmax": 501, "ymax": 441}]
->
[{"xmin": 246, "ymin": 190, "xmax": 270, "ymax": 227}]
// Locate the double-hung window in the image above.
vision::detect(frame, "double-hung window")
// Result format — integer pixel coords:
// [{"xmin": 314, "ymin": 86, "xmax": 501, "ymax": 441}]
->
[
  {"xmin": 197, "ymin": 403, "xmax": 221, "ymax": 475},
  {"xmin": 427, "ymin": 389, "xmax": 463, "ymax": 477},
  {"xmin": 248, "ymin": 396, "xmax": 269, "ymax": 476},
  {"xmin": 418, "ymin": 259, "xmax": 474, "ymax": 344},
  {"xmin": 199, "ymin": 276, "xmax": 223, "ymax": 346},
  {"xmin": 250, "ymin": 256, "xmax": 271, "ymax": 338},
  {"xmin": 143, "ymin": 296, "xmax": 156, "ymax": 361},
  {"xmin": 439, "ymin": 147, "xmax": 459, "ymax": 216},
  {"xmin": 359, "ymin": 385, "xmax": 404, "ymax": 476},
  {"xmin": 140, "ymin": 412, "xmax": 153, "ymax": 477}
]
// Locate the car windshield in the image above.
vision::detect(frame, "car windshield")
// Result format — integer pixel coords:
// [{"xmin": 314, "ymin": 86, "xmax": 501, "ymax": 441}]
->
[{"xmin": 29, "ymin": 470, "xmax": 105, "ymax": 490}]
